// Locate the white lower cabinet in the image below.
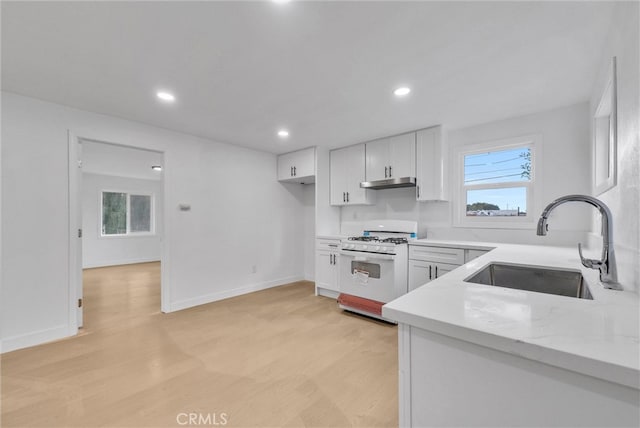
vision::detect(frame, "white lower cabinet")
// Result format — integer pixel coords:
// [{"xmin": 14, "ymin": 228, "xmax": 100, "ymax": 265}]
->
[
  {"xmin": 408, "ymin": 245, "xmax": 465, "ymax": 292},
  {"xmin": 315, "ymin": 238, "xmax": 340, "ymax": 298},
  {"xmin": 408, "ymin": 245, "xmax": 489, "ymax": 292},
  {"xmin": 399, "ymin": 324, "xmax": 639, "ymax": 427},
  {"xmin": 408, "ymin": 260, "xmax": 459, "ymax": 292}
]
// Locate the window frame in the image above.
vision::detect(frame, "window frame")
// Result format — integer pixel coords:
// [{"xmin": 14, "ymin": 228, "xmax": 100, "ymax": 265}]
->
[
  {"xmin": 100, "ymin": 190, "xmax": 156, "ymax": 238},
  {"xmin": 453, "ymin": 134, "xmax": 541, "ymax": 229}
]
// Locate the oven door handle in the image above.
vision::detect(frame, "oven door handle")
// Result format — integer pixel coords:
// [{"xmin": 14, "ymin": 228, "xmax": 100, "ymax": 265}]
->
[{"xmin": 339, "ymin": 250, "xmax": 395, "ymax": 261}]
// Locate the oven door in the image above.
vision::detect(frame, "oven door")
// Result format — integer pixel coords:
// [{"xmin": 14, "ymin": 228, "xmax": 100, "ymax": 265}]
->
[{"xmin": 338, "ymin": 250, "xmax": 398, "ymax": 303}]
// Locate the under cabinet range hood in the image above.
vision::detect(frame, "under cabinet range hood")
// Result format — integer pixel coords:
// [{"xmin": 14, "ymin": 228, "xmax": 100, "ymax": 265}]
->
[{"xmin": 360, "ymin": 177, "xmax": 416, "ymax": 190}]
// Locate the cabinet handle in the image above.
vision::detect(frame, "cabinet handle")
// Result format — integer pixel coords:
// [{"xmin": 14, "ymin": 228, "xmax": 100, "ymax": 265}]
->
[
  {"xmin": 343, "ymin": 192, "xmax": 346, "ymax": 202},
  {"xmin": 290, "ymin": 166, "xmax": 293, "ymax": 176},
  {"xmin": 385, "ymin": 166, "xmax": 388, "ymax": 178},
  {"xmin": 293, "ymin": 166, "xmax": 297, "ymax": 176},
  {"xmin": 417, "ymin": 185, "xmax": 420, "ymax": 199},
  {"xmin": 389, "ymin": 165, "xmax": 392, "ymax": 177},
  {"xmin": 435, "ymin": 266, "xmax": 438, "ymax": 278},
  {"xmin": 346, "ymin": 192, "xmax": 349, "ymax": 202},
  {"xmin": 429, "ymin": 265, "xmax": 432, "ymax": 280}
]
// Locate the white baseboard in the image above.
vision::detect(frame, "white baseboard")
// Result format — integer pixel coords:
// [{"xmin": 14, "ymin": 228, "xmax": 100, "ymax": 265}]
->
[
  {"xmin": 1, "ymin": 324, "xmax": 70, "ymax": 354},
  {"xmin": 168, "ymin": 275, "xmax": 305, "ymax": 312},
  {"xmin": 83, "ymin": 257, "xmax": 161, "ymax": 269},
  {"xmin": 316, "ymin": 287, "xmax": 339, "ymax": 299}
]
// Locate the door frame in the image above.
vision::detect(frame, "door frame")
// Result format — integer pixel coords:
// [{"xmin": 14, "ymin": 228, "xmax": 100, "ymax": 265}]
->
[{"xmin": 67, "ymin": 131, "xmax": 169, "ymax": 334}]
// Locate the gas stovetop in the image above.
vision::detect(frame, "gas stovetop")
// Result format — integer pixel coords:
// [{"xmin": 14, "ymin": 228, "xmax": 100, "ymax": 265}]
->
[
  {"xmin": 341, "ymin": 236, "xmax": 410, "ymax": 254},
  {"xmin": 340, "ymin": 220, "xmax": 419, "ymax": 255},
  {"xmin": 347, "ymin": 236, "xmax": 408, "ymax": 245}
]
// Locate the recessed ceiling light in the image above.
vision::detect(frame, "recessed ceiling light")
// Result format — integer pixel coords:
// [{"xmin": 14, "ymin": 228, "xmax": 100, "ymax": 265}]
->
[
  {"xmin": 151, "ymin": 165, "xmax": 163, "ymax": 171},
  {"xmin": 156, "ymin": 91, "xmax": 175, "ymax": 102},
  {"xmin": 278, "ymin": 130, "xmax": 290, "ymax": 138},
  {"xmin": 394, "ymin": 87, "xmax": 411, "ymax": 97},
  {"xmin": 273, "ymin": 0, "xmax": 291, "ymax": 4}
]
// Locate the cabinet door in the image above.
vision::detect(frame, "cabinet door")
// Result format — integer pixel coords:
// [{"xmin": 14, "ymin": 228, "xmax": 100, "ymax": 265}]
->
[
  {"xmin": 346, "ymin": 143, "xmax": 373, "ymax": 204},
  {"xmin": 409, "ymin": 260, "xmax": 433, "ymax": 292},
  {"xmin": 409, "ymin": 260, "xmax": 460, "ymax": 291},
  {"xmin": 292, "ymin": 147, "xmax": 315, "ymax": 178},
  {"xmin": 316, "ymin": 250, "xmax": 334, "ymax": 290},
  {"xmin": 330, "ymin": 148, "xmax": 347, "ymax": 205},
  {"xmin": 330, "ymin": 144, "xmax": 373, "ymax": 206},
  {"xmin": 277, "ymin": 152, "xmax": 295, "ymax": 180},
  {"xmin": 278, "ymin": 148, "xmax": 316, "ymax": 182},
  {"xmin": 331, "ymin": 251, "xmax": 340, "ymax": 291},
  {"xmin": 432, "ymin": 262, "xmax": 459, "ymax": 279},
  {"xmin": 389, "ymin": 132, "xmax": 416, "ymax": 178},
  {"xmin": 365, "ymin": 138, "xmax": 390, "ymax": 181},
  {"xmin": 416, "ymin": 126, "xmax": 447, "ymax": 201},
  {"xmin": 316, "ymin": 250, "xmax": 339, "ymax": 292}
]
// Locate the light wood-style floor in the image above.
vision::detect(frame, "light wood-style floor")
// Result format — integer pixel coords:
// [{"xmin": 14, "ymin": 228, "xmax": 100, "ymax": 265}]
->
[{"xmin": 1, "ymin": 262, "xmax": 398, "ymax": 427}]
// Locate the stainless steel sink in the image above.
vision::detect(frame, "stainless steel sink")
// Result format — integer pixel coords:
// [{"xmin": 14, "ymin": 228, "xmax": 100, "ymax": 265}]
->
[{"xmin": 464, "ymin": 263, "xmax": 593, "ymax": 299}]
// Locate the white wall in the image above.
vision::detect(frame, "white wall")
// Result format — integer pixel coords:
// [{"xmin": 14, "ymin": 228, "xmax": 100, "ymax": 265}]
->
[
  {"xmin": 1, "ymin": 92, "xmax": 307, "ymax": 352},
  {"xmin": 82, "ymin": 173, "xmax": 162, "ymax": 268},
  {"xmin": 340, "ymin": 103, "xmax": 593, "ymax": 246},
  {"xmin": 590, "ymin": 1, "xmax": 639, "ymax": 292},
  {"xmin": 302, "ymin": 184, "xmax": 315, "ymax": 281}
]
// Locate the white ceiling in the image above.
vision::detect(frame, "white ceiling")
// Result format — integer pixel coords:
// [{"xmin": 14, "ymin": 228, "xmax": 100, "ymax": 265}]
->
[
  {"xmin": 82, "ymin": 140, "xmax": 163, "ymax": 181},
  {"xmin": 2, "ymin": 1, "xmax": 615, "ymax": 154}
]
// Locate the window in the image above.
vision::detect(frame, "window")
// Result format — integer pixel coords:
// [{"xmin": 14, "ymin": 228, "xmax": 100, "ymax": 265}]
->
[
  {"xmin": 101, "ymin": 191, "xmax": 154, "ymax": 236},
  {"xmin": 455, "ymin": 136, "xmax": 538, "ymax": 228}
]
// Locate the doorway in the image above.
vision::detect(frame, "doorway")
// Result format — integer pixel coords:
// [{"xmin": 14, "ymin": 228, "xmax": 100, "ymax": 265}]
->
[{"xmin": 69, "ymin": 136, "xmax": 165, "ymax": 331}]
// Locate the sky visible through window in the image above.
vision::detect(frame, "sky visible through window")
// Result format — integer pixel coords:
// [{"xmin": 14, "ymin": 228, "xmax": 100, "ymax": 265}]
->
[{"xmin": 464, "ymin": 147, "xmax": 530, "ymax": 215}]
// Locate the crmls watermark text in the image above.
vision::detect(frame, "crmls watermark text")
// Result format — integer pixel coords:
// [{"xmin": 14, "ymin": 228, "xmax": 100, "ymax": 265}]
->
[{"xmin": 176, "ymin": 412, "xmax": 228, "ymax": 426}]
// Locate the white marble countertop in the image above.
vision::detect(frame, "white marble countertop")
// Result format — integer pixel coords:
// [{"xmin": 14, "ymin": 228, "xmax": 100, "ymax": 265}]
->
[
  {"xmin": 316, "ymin": 235, "xmax": 346, "ymax": 241},
  {"xmin": 409, "ymin": 238, "xmax": 498, "ymax": 251},
  {"xmin": 382, "ymin": 242, "xmax": 640, "ymax": 389}
]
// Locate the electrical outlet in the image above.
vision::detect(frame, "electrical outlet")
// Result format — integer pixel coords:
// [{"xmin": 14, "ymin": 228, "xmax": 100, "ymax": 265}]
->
[{"xmin": 252, "ymin": 265, "xmax": 257, "ymax": 274}]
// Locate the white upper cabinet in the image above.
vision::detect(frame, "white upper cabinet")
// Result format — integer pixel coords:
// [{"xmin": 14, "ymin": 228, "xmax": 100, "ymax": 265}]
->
[
  {"xmin": 389, "ymin": 132, "xmax": 417, "ymax": 178},
  {"xmin": 277, "ymin": 147, "xmax": 316, "ymax": 183},
  {"xmin": 364, "ymin": 138, "xmax": 389, "ymax": 181},
  {"xmin": 365, "ymin": 132, "xmax": 416, "ymax": 181},
  {"xmin": 330, "ymin": 144, "xmax": 375, "ymax": 206},
  {"xmin": 416, "ymin": 126, "xmax": 448, "ymax": 201}
]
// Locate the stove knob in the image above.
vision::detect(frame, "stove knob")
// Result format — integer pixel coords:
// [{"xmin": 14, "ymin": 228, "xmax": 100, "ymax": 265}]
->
[
  {"xmin": 362, "ymin": 245, "xmax": 368, "ymax": 250},
  {"xmin": 381, "ymin": 247, "xmax": 388, "ymax": 252},
  {"xmin": 375, "ymin": 246, "xmax": 381, "ymax": 251}
]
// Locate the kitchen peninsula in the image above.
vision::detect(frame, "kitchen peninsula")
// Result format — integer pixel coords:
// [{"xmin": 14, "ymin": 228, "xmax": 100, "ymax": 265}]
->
[{"xmin": 383, "ymin": 241, "xmax": 640, "ymax": 427}]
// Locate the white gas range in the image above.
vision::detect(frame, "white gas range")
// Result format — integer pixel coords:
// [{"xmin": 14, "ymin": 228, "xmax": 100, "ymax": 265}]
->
[{"xmin": 337, "ymin": 220, "xmax": 418, "ymax": 322}]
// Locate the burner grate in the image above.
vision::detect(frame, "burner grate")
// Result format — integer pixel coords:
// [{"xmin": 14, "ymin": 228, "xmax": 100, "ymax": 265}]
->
[
  {"xmin": 380, "ymin": 237, "xmax": 408, "ymax": 245},
  {"xmin": 348, "ymin": 236, "xmax": 380, "ymax": 242}
]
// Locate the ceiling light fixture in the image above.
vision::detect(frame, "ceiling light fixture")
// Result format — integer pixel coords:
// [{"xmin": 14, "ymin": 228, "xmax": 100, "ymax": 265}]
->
[
  {"xmin": 273, "ymin": 0, "xmax": 291, "ymax": 4},
  {"xmin": 156, "ymin": 91, "xmax": 175, "ymax": 102},
  {"xmin": 278, "ymin": 130, "xmax": 290, "ymax": 138},
  {"xmin": 151, "ymin": 165, "xmax": 163, "ymax": 171},
  {"xmin": 394, "ymin": 87, "xmax": 411, "ymax": 97}
]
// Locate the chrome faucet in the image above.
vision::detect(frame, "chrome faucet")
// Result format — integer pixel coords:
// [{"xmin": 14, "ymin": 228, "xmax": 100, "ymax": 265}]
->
[{"xmin": 537, "ymin": 194, "xmax": 621, "ymax": 289}]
